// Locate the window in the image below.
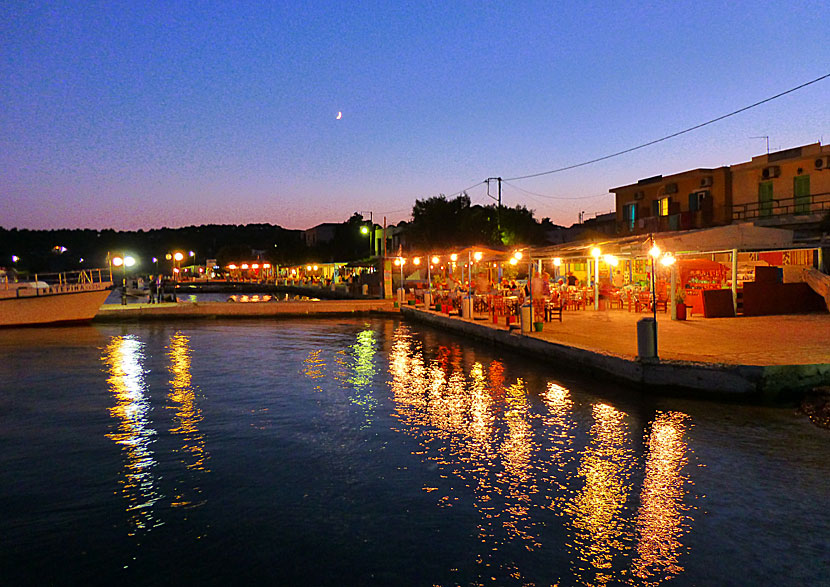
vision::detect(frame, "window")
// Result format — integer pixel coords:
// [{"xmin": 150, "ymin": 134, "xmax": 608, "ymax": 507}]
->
[
  {"xmin": 624, "ymin": 203, "xmax": 637, "ymax": 231},
  {"xmin": 689, "ymin": 191, "xmax": 709, "ymax": 212},
  {"xmin": 656, "ymin": 197, "xmax": 671, "ymax": 216},
  {"xmin": 794, "ymin": 175, "xmax": 810, "ymax": 214},
  {"xmin": 758, "ymin": 181, "xmax": 773, "ymax": 218}
]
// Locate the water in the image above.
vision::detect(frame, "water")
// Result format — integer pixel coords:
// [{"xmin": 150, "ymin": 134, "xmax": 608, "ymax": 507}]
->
[
  {"xmin": 0, "ymin": 318, "xmax": 827, "ymax": 585},
  {"xmin": 104, "ymin": 289, "xmax": 311, "ymax": 304}
]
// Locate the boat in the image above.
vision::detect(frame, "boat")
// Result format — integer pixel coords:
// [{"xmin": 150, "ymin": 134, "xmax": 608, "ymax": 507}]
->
[{"xmin": 0, "ymin": 268, "xmax": 113, "ymax": 327}]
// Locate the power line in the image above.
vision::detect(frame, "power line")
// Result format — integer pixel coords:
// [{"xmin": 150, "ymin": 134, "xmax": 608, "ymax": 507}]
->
[
  {"xmin": 502, "ymin": 180, "xmax": 611, "ymax": 200},
  {"xmin": 505, "ymin": 72, "xmax": 830, "ymax": 182}
]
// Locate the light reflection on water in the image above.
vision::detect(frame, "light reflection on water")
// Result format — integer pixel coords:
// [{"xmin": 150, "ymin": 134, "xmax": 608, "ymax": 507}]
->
[
  {"xmin": 167, "ymin": 332, "xmax": 209, "ymax": 507},
  {"xmin": 3, "ymin": 319, "xmax": 828, "ymax": 585},
  {"xmin": 103, "ymin": 335, "xmax": 162, "ymax": 534},
  {"xmin": 387, "ymin": 323, "xmax": 695, "ymax": 586}
]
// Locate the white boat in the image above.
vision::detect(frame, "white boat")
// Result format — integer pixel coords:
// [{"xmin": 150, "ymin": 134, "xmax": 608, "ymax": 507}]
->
[{"xmin": 0, "ymin": 269, "xmax": 113, "ymax": 327}]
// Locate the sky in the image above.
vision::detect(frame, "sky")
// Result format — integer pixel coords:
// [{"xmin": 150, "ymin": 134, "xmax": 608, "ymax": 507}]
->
[{"xmin": 1, "ymin": 1, "xmax": 829, "ymax": 231}]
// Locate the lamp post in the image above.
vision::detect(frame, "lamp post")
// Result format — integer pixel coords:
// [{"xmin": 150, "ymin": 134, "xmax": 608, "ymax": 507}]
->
[
  {"xmin": 590, "ymin": 247, "xmax": 601, "ymax": 310},
  {"xmin": 111, "ymin": 253, "xmax": 136, "ymax": 305},
  {"xmin": 359, "ymin": 211, "xmax": 374, "ymax": 257},
  {"xmin": 648, "ymin": 235, "xmax": 661, "ymax": 358}
]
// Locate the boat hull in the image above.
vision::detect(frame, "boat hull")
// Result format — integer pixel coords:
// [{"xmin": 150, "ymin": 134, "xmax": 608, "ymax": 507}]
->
[{"xmin": 0, "ymin": 285, "xmax": 113, "ymax": 328}]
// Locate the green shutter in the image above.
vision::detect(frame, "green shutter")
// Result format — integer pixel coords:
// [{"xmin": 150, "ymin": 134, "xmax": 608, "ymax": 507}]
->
[
  {"xmin": 794, "ymin": 175, "xmax": 810, "ymax": 214},
  {"xmin": 758, "ymin": 182, "xmax": 773, "ymax": 218}
]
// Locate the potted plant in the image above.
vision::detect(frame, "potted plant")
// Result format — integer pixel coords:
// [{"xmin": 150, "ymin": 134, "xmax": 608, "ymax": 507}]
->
[{"xmin": 675, "ymin": 289, "xmax": 687, "ymax": 320}]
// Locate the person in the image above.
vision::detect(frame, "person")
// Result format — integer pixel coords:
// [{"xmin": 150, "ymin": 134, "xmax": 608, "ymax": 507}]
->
[
  {"xmin": 148, "ymin": 275, "xmax": 157, "ymax": 304},
  {"xmin": 567, "ymin": 272, "xmax": 577, "ymax": 286}
]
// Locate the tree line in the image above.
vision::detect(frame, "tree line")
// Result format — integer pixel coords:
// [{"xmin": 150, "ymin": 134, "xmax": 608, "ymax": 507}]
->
[{"xmin": 1, "ymin": 195, "xmax": 560, "ymax": 273}]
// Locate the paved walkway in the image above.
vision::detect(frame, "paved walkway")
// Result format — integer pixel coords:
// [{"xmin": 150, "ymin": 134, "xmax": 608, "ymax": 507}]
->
[{"xmin": 452, "ymin": 308, "xmax": 830, "ymax": 366}]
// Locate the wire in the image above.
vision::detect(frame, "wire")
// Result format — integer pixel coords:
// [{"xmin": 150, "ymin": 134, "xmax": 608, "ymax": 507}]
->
[
  {"xmin": 503, "ymin": 180, "xmax": 612, "ymax": 200},
  {"xmin": 505, "ymin": 72, "xmax": 830, "ymax": 181}
]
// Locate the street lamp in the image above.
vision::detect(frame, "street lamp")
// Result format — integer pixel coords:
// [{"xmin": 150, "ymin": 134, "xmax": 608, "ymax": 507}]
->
[
  {"xmin": 359, "ymin": 211, "xmax": 374, "ymax": 257},
  {"xmin": 111, "ymin": 254, "xmax": 136, "ymax": 305},
  {"xmin": 648, "ymin": 236, "xmax": 662, "ymax": 358},
  {"xmin": 591, "ymin": 247, "xmax": 601, "ymax": 310}
]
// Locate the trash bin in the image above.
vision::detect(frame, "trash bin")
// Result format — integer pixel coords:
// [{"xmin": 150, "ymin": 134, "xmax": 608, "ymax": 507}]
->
[
  {"xmin": 362, "ymin": 284, "xmax": 369, "ymax": 296},
  {"xmin": 423, "ymin": 292, "xmax": 432, "ymax": 308},
  {"xmin": 397, "ymin": 287, "xmax": 404, "ymax": 303},
  {"xmin": 461, "ymin": 297, "xmax": 472, "ymax": 319},
  {"xmin": 637, "ymin": 317, "xmax": 657, "ymax": 360},
  {"xmin": 520, "ymin": 304, "xmax": 532, "ymax": 333}
]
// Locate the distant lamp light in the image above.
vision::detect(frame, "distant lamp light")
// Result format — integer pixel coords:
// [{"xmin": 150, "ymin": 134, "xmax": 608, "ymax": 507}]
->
[
  {"xmin": 124, "ymin": 256, "xmax": 136, "ymax": 268},
  {"xmin": 450, "ymin": 253, "xmax": 457, "ymax": 262},
  {"xmin": 111, "ymin": 256, "xmax": 124, "ymax": 267},
  {"xmin": 152, "ymin": 257, "xmax": 158, "ymax": 263},
  {"xmin": 394, "ymin": 258, "xmax": 401, "ymax": 266},
  {"xmin": 263, "ymin": 263, "xmax": 271, "ymax": 269},
  {"xmin": 79, "ymin": 258, "xmax": 84, "ymax": 263},
  {"xmin": 473, "ymin": 251, "xmax": 482, "ymax": 262},
  {"xmin": 513, "ymin": 251, "xmax": 523, "ymax": 260},
  {"xmin": 360, "ymin": 226, "xmax": 369, "ymax": 235},
  {"xmin": 660, "ymin": 253, "xmax": 676, "ymax": 266},
  {"xmin": 306, "ymin": 265, "xmax": 312, "ymax": 271},
  {"xmin": 11, "ymin": 255, "xmax": 19, "ymax": 263},
  {"xmin": 252, "ymin": 263, "xmax": 260, "ymax": 269},
  {"xmin": 228, "ymin": 264, "xmax": 237, "ymax": 270},
  {"xmin": 590, "ymin": 247, "xmax": 601, "ymax": 258},
  {"xmin": 174, "ymin": 252, "xmax": 184, "ymax": 262},
  {"xmin": 241, "ymin": 263, "xmax": 249, "ymax": 270},
  {"xmin": 189, "ymin": 251, "xmax": 195, "ymax": 257},
  {"xmin": 553, "ymin": 257, "xmax": 562, "ymax": 267},
  {"xmin": 649, "ymin": 245, "xmax": 661, "ymax": 259},
  {"xmin": 431, "ymin": 256, "xmax": 439, "ymax": 265},
  {"xmin": 173, "ymin": 267, "xmax": 180, "ymax": 274},
  {"xmin": 165, "ymin": 253, "xmax": 173, "ymax": 261},
  {"xmin": 603, "ymin": 254, "xmax": 619, "ymax": 267},
  {"xmin": 312, "ymin": 265, "xmax": 318, "ymax": 271},
  {"xmin": 413, "ymin": 257, "xmax": 421, "ymax": 265},
  {"xmin": 509, "ymin": 258, "xmax": 518, "ymax": 266}
]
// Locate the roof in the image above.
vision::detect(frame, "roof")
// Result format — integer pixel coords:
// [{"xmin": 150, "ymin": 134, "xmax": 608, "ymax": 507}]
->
[{"xmin": 524, "ymin": 223, "xmax": 799, "ymax": 259}]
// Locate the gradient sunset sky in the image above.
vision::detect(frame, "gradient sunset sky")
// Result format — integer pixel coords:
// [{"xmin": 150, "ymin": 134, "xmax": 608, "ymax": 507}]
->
[{"xmin": 2, "ymin": 1, "xmax": 828, "ymax": 231}]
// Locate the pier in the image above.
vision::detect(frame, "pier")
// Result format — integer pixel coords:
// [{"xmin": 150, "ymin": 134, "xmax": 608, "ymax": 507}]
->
[
  {"xmin": 401, "ymin": 305, "xmax": 830, "ymax": 399},
  {"xmin": 94, "ymin": 299, "xmax": 830, "ymax": 398}
]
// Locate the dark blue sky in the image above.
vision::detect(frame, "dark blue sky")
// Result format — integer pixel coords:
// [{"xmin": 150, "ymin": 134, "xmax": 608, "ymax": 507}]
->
[{"xmin": 2, "ymin": 1, "xmax": 828, "ymax": 230}]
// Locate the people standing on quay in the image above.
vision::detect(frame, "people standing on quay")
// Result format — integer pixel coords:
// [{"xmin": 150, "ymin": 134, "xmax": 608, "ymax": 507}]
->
[{"xmin": 148, "ymin": 275, "xmax": 157, "ymax": 304}]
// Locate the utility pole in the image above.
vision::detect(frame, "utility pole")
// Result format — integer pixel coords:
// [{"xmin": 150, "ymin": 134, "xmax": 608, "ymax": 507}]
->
[{"xmin": 486, "ymin": 177, "xmax": 502, "ymax": 244}]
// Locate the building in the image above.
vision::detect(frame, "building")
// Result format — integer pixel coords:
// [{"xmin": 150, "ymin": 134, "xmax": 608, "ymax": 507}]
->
[
  {"xmin": 611, "ymin": 166, "xmax": 731, "ymax": 236},
  {"xmin": 302, "ymin": 223, "xmax": 340, "ymax": 247},
  {"xmin": 730, "ymin": 142, "xmax": 830, "ymax": 234},
  {"xmin": 611, "ymin": 142, "xmax": 830, "ymax": 239}
]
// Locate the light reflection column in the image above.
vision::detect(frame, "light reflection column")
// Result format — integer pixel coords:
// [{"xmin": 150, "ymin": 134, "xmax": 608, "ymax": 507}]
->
[
  {"xmin": 103, "ymin": 335, "xmax": 162, "ymax": 534},
  {"xmin": 629, "ymin": 411, "xmax": 693, "ymax": 586},
  {"xmin": 167, "ymin": 332, "xmax": 209, "ymax": 508},
  {"xmin": 565, "ymin": 402, "xmax": 635, "ymax": 586}
]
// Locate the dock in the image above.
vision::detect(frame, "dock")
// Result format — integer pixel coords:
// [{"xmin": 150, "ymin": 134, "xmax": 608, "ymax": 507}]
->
[
  {"xmin": 95, "ymin": 299, "xmax": 397, "ymax": 320},
  {"xmin": 401, "ymin": 305, "xmax": 830, "ymax": 399},
  {"xmin": 94, "ymin": 299, "xmax": 830, "ymax": 398}
]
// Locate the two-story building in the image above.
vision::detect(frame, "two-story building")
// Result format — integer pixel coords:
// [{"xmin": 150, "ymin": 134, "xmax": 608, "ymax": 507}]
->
[
  {"xmin": 730, "ymin": 142, "xmax": 830, "ymax": 233},
  {"xmin": 611, "ymin": 141, "xmax": 830, "ymax": 237},
  {"xmin": 611, "ymin": 166, "xmax": 731, "ymax": 235}
]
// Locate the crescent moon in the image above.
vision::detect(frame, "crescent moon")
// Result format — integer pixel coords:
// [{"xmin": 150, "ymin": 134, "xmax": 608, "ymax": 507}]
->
[{"xmin": 336, "ymin": 111, "xmax": 342, "ymax": 120}]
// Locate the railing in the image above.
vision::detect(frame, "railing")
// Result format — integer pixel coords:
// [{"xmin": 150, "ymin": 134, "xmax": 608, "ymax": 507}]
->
[
  {"xmin": 1, "ymin": 268, "xmax": 112, "ymax": 296},
  {"xmin": 616, "ymin": 207, "xmax": 727, "ymax": 236},
  {"xmin": 732, "ymin": 191, "xmax": 830, "ymax": 222}
]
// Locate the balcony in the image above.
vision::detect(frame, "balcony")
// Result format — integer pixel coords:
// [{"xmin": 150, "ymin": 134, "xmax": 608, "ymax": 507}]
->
[
  {"xmin": 617, "ymin": 208, "xmax": 721, "ymax": 236},
  {"xmin": 732, "ymin": 191, "xmax": 830, "ymax": 223}
]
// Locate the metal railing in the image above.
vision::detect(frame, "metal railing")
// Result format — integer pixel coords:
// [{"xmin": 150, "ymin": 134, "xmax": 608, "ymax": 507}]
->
[
  {"xmin": 1, "ymin": 268, "xmax": 112, "ymax": 297},
  {"xmin": 732, "ymin": 191, "xmax": 830, "ymax": 221}
]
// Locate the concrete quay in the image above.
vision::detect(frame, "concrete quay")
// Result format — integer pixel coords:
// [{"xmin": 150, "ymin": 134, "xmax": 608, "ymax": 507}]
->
[
  {"xmin": 401, "ymin": 306, "xmax": 830, "ymax": 399},
  {"xmin": 95, "ymin": 299, "xmax": 397, "ymax": 321}
]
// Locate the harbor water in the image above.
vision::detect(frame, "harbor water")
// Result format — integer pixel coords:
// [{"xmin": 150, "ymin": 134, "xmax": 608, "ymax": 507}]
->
[{"xmin": 0, "ymin": 318, "xmax": 828, "ymax": 585}]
